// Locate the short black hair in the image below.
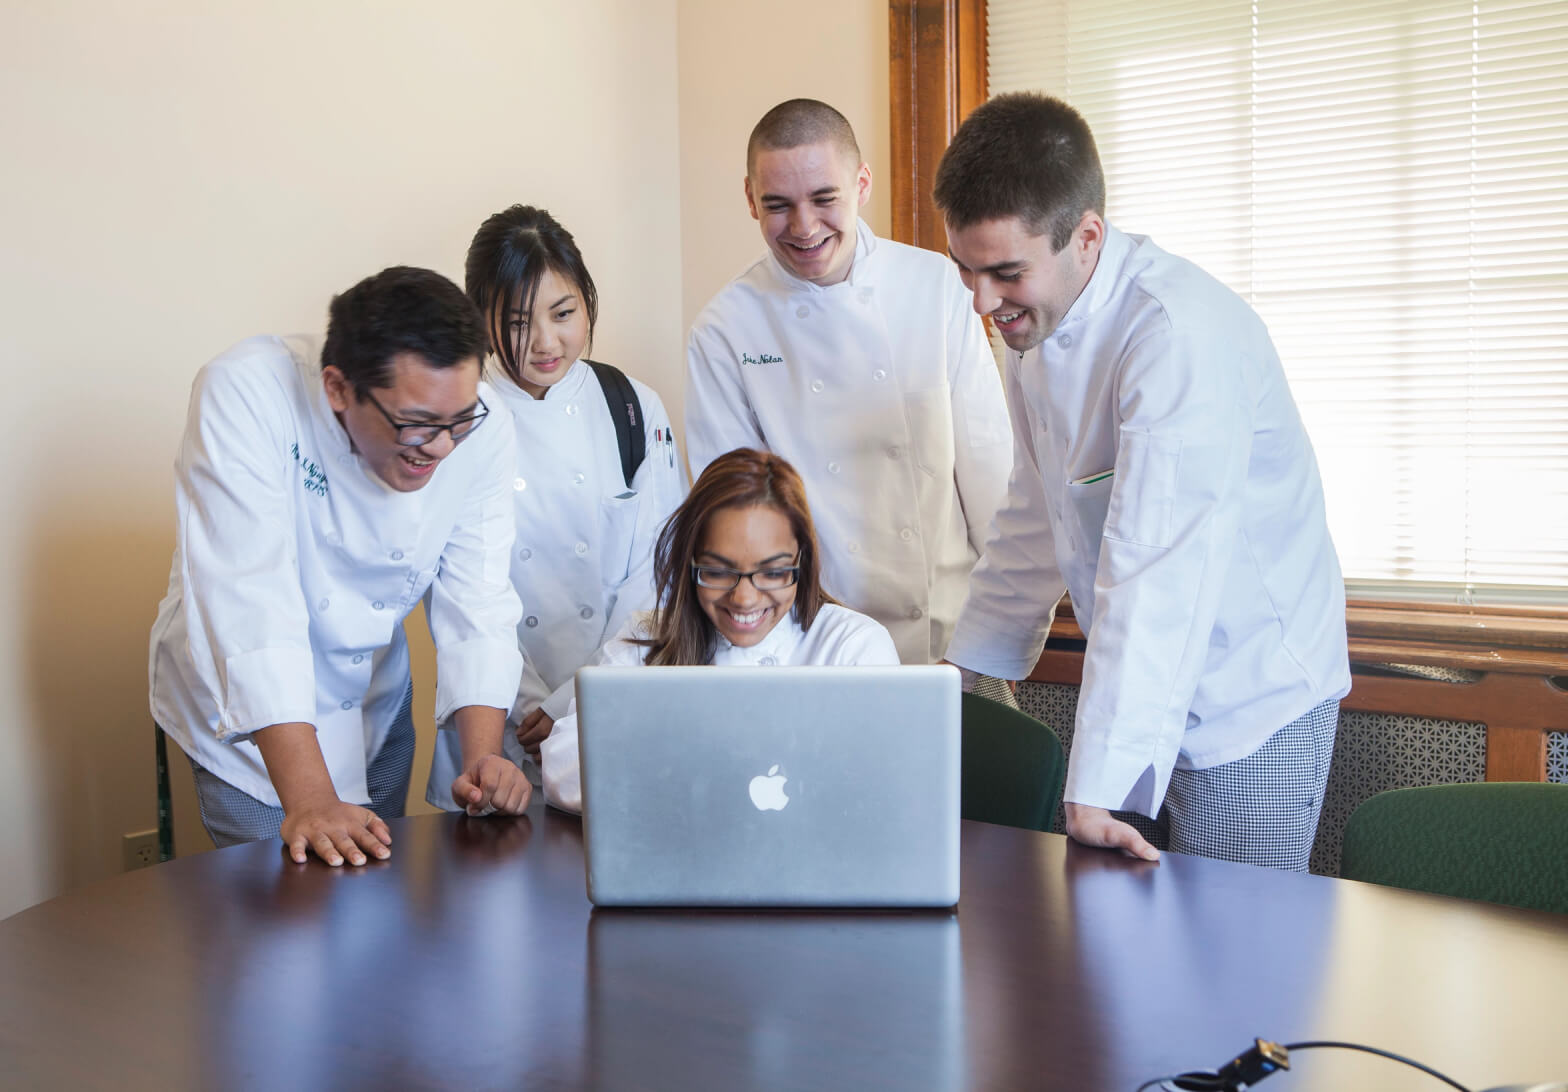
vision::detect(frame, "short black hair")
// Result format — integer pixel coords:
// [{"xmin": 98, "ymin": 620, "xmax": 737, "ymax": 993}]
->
[
  {"xmin": 464, "ymin": 205, "xmax": 598, "ymax": 388},
  {"xmin": 934, "ymin": 93, "xmax": 1105, "ymax": 251},
  {"xmin": 747, "ymin": 98, "xmax": 861, "ymax": 175},
  {"xmin": 321, "ymin": 266, "xmax": 484, "ymax": 399}
]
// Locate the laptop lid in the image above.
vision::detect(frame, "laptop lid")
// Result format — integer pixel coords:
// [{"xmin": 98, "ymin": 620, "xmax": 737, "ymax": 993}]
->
[{"xmin": 576, "ymin": 665, "xmax": 961, "ymax": 908}]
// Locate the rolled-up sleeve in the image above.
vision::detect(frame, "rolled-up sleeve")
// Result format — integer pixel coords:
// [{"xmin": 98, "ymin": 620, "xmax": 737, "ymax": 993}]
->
[
  {"xmin": 1065, "ymin": 327, "xmax": 1254, "ymax": 814},
  {"xmin": 428, "ymin": 398, "xmax": 525, "ymax": 722},
  {"xmin": 944, "ymin": 357, "xmax": 1067, "ymax": 680},
  {"xmin": 176, "ymin": 360, "xmax": 316, "ymax": 741}
]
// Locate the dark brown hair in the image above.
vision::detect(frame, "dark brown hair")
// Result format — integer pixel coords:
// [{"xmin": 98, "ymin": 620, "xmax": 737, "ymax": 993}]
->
[
  {"xmin": 934, "ymin": 92, "xmax": 1105, "ymax": 252},
  {"xmin": 463, "ymin": 205, "xmax": 598, "ymax": 388},
  {"xmin": 636, "ymin": 449, "xmax": 836, "ymax": 666}
]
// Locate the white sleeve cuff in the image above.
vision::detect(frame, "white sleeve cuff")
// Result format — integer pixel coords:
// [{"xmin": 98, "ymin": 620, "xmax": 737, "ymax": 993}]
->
[
  {"xmin": 540, "ymin": 713, "xmax": 582, "ymax": 815},
  {"xmin": 220, "ymin": 646, "xmax": 316, "ymax": 739},
  {"xmin": 434, "ymin": 638, "xmax": 524, "ymax": 724}
]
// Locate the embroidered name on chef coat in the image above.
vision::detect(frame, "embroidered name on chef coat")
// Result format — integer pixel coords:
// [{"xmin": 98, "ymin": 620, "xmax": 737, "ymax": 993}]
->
[
  {"xmin": 740, "ymin": 352, "xmax": 785, "ymax": 367},
  {"xmin": 291, "ymin": 442, "xmax": 329, "ymax": 497}
]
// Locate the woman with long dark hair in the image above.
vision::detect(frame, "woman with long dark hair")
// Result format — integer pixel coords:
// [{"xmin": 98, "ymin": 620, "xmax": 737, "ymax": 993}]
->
[
  {"xmin": 425, "ymin": 205, "xmax": 687, "ymax": 808},
  {"xmin": 540, "ymin": 448, "xmax": 899, "ymax": 812}
]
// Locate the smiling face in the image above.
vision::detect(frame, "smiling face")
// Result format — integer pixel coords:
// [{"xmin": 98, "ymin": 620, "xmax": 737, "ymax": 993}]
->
[
  {"xmin": 694, "ymin": 503, "xmax": 800, "ymax": 648},
  {"xmin": 323, "ymin": 351, "xmax": 481, "ymax": 492},
  {"xmin": 945, "ymin": 212, "xmax": 1103, "ymax": 353},
  {"xmin": 503, "ymin": 265, "xmax": 589, "ymax": 399},
  {"xmin": 745, "ymin": 141, "xmax": 871, "ymax": 286}
]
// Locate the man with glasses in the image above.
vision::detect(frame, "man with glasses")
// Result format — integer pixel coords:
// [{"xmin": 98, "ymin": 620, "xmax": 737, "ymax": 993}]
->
[{"xmin": 150, "ymin": 266, "xmax": 532, "ymax": 866}]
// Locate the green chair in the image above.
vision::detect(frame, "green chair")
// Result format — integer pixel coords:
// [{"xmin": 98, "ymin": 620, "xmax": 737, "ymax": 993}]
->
[
  {"xmin": 1340, "ymin": 782, "xmax": 1568, "ymax": 915},
  {"xmin": 959, "ymin": 691, "xmax": 1067, "ymax": 833}
]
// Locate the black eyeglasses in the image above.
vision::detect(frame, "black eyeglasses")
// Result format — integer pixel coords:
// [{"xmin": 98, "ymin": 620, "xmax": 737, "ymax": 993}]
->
[
  {"xmin": 363, "ymin": 390, "xmax": 489, "ymax": 447},
  {"xmin": 691, "ymin": 561, "xmax": 801, "ymax": 592}
]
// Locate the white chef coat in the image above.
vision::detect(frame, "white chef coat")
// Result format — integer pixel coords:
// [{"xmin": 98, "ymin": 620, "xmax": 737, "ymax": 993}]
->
[
  {"xmin": 425, "ymin": 359, "xmax": 687, "ymax": 807},
  {"xmin": 944, "ymin": 225, "xmax": 1350, "ymax": 818},
  {"xmin": 148, "ymin": 335, "xmax": 524, "ymax": 807},
  {"xmin": 685, "ymin": 219, "xmax": 1012, "ymax": 665},
  {"xmin": 539, "ymin": 602, "xmax": 901, "ymax": 813}
]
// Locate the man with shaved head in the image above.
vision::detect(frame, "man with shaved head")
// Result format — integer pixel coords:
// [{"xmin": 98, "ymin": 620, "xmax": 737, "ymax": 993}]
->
[{"xmin": 685, "ymin": 98, "xmax": 1013, "ymax": 670}]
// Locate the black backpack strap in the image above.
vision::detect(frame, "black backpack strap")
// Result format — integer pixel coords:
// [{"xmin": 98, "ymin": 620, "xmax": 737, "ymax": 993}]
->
[{"xmin": 587, "ymin": 359, "xmax": 645, "ymax": 489}]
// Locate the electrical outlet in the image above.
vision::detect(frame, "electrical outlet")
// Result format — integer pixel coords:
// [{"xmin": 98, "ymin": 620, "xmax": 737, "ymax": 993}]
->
[{"xmin": 122, "ymin": 830, "xmax": 159, "ymax": 871}]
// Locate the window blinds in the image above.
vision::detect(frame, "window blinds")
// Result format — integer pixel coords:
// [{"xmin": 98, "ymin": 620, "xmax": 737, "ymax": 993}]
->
[{"xmin": 987, "ymin": 0, "xmax": 1568, "ymax": 600}]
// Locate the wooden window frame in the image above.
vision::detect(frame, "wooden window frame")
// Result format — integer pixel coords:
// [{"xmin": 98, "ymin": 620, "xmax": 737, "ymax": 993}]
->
[{"xmin": 887, "ymin": 1, "xmax": 1568, "ymax": 780}]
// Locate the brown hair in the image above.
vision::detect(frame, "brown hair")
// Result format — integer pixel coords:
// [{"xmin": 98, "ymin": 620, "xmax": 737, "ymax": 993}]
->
[
  {"xmin": 934, "ymin": 92, "xmax": 1105, "ymax": 252},
  {"xmin": 746, "ymin": 98, "xmax": 861, "ymax": 176},
  {"xmin": 635, "ymin": 449, "xmax": 836, "ymax": 666}
]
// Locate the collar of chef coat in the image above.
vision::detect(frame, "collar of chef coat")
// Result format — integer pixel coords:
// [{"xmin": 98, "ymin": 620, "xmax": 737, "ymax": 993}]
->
[
  {"xmin": 710, "ymin": 610, "xmax": 806, "ymax": 665},
  {"xmin": 762, "ymin": 218, "xmax": 879, "ymax": 294},
  {"xmin": 294, "ymin": 335, "xmax": 357, "ymax": 460},
  {"xmin": 488, "ymin": 357, "xmax": 591, "ymax": 410},
  {"xmin": 1053, "ymin": 222, "xmax": 1136, "ymax": 337}
]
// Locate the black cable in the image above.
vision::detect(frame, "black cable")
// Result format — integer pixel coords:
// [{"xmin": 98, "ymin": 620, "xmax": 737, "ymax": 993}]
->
[
  {"xmin": 1282, "ymin": 1040, "xmax": 1473, "ymax": 1092},
  {"xmin": 1135, "ymin": 1074, "xmax": 1226, "ymax": 1092}
]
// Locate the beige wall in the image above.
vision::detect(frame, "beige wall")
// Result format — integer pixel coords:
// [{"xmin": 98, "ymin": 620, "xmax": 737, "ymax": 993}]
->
[
  {"xmin": 675, "ymin": 0, "xmax": 891, "ymax": 327},
  {"xmin": 0, "ymin": 0, "xmax": 891, "ymax": 919},
  {"xmin": 0, "ymin": 0, "xmax": 685, "ymax": 918}
]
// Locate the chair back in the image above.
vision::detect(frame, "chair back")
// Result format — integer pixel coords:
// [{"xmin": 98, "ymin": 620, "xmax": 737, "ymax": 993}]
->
[
  {"xmin": 960, "ymin": 692, "xmax": 1066, "ymax": 833},
  {"xmin": 1340, "ymin": 782, "xmax": 1568, "ymax": 915}
]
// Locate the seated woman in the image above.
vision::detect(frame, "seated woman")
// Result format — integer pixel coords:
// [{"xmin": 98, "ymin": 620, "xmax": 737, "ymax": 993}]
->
[{"xmin": 540, "ymin": 447, "xmax": 900, "ymax": 812}]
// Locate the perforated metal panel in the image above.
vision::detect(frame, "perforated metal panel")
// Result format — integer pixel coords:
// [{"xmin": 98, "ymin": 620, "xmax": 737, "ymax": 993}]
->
[
  {"xmin": 1015, "ymin": 681, "xmax": 1490, "ymax": 876},
  {"xmin": 1549, "ymin": 732, "xmax": 1568, "ymax": 785}
]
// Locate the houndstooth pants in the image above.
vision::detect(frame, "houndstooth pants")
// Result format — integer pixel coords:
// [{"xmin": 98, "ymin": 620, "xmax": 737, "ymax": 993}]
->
[
  {"xmin": 187, "ymin": 684, "xmax": 417, "ymax": 848},
  {"xmin": 1115, "ymin": 698, "xmax": 1340, "ymax": 872}
]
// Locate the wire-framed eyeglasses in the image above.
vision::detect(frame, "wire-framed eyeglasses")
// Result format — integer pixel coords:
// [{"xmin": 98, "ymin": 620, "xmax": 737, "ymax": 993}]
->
[
  {"xmin": 364, "ymin": 390, "xmax": 489, "ymax": 447},
  {"xmin": 691, "ymin": 562, "xmax": 801, "ymax": 592}
]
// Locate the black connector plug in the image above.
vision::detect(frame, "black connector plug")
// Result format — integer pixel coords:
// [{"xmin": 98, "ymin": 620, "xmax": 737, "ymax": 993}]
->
[{"xmin": 1215, "ymin": 1039, "xmax": 1291, "ymax": 1089}]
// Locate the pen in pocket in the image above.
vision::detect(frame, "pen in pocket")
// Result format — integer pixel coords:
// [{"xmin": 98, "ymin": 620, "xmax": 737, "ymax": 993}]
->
[{"xmin": 1069, "ymin": 468, "xmax": 1115, "ymax": 486}]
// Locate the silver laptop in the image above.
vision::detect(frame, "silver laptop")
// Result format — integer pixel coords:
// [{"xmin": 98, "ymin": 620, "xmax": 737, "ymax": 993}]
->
[{"xmin": 575, "ymin": 665, "xmax": 961, "ymax": 908}]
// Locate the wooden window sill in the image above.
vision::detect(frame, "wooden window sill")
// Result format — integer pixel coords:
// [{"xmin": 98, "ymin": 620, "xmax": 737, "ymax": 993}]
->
[{"xmin": 1027, "ymin": 598, "xmax": 1568, "ymax": 782}]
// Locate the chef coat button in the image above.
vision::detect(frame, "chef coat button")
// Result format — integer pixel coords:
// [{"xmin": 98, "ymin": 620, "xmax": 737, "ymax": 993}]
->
[
  {"xmin": 574, "ymin": 472, "xmax": 586, "ymax": 485},
  {"xmin": 372, "ymin": 600, "xmax": 384, "ymax": 610},
  {"xmin": 580, "ymin": 606, "xmax": 594, "ymax": 620},
  {"xmin": 338, "ymin": 454, "xmax": 353, "ymax": 466},
  {"xmin": 858, "ymin": 289, "xmax": 873, "ymax": 304},
  {"xmin": 827, "ymin": 461, "xmax": 840, "ymax": 474},
  {"xmin": 910, "ymin": 607, "xmax": 924, "ymax": 620},
  {"xmin": 340, "ymin": 700, "xmax": 353, "ymax": 711},
  {"xmin": 810, "ymin": 379, "xmax": 824, "ymax": 394},
  {"xmin": 574, "ymin": 541, "xmax": 589, "ymax": 556},
  {"xmin": 525, "ymin": 615, "xmax": 539, "ymax": 628},
  {"xmin": 566, "ymin": 403, "xmax": 579, "ymax": 416},
  {"xmin": 887, "ymin": 446, "xmax": 901, "ymax": 460},
  {"xmin": 390, "ymin": 550, "xmax": 403, "ymax": 561},
  {"xmin": 318, "ymin": 598, "xmax": 330, "ymax": 612},
  {"xmin": 795, "ymin": 305, "xmax": 809, "ymax": 319},
  {"xmin": 848, "ymin": 541, "xmax": 860, "ymax": 554},
  {"xmin": 326, "ymin": 531, "xmax": 341, "ymax": 545},
  {"xmin": 518, "ymin": 547, "xmax": 532, "ymax": 561},
  {"xmin": 514, "ymin": 477, "xmax": 528, "ymax": 492},
  {"xmin": 872, "ymin": 369, "xmax": 887, "ymax": 382},
  {"xmin": 759, "ymin": 655, "xmax": 778, "ymax": 666},
  {"xmin": 352, "ymin": 654, "xmax": 364, "ymax": 665},
  {"xmin": 899, "ymin": 527, "xmax": 914, "ymax": 542},
  {"xmin": 1058, "ymin": 333, "xmax": 1073, "ymax": 348}
]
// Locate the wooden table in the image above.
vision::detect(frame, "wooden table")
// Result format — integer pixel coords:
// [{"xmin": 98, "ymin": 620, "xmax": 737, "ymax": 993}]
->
[{"xmin": 3, "ymin": 807, "xmax": 1565, "ymax": 1091}]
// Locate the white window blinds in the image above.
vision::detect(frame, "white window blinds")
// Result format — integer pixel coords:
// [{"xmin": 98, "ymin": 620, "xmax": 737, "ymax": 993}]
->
[{"xmin": 987, "ymin": 0, "xmax": 1568, "ymax": 601}]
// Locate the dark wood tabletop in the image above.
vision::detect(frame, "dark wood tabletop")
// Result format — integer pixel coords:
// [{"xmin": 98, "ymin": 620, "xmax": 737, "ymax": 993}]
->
[{"xmin": 3, "ymin": 806, "xmax": 1565, "ymax": 1092}]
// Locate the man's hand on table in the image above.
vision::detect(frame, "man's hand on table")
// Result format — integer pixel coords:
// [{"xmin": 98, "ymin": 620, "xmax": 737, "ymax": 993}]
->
[
  {"xmin": 281, "ymin": 798, "xmax": 392, "ymax": 867},
  {"xmin": 451, "ymin": 752, "xmax": 533, "ymax": 816},
  {"xmin": 1064, "ymin": 802, "xmax": 1161, "ymax": 862}
]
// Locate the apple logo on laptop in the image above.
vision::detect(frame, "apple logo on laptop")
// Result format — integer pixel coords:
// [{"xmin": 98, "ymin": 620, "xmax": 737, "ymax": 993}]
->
[{"xmin": 749, "ymin": 765, "xmax": 789, "ymax": 811}]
